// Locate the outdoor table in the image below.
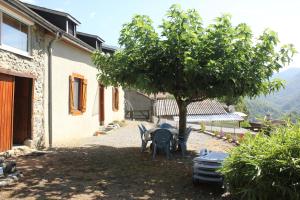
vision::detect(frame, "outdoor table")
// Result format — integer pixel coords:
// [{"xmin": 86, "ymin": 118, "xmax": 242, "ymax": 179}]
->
[
  {"xmin": 145, "ymin": 128, "xmax": 179, "ymax": 151},
  {"xmin": 145, "ymin": 128, "xmax": 178, "ymax": 140}
]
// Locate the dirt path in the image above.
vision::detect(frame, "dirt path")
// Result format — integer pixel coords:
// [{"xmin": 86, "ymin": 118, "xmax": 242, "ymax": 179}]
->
[{"xmin": 0, "ymin": 121, "xmax": 233, "ymax": 200}]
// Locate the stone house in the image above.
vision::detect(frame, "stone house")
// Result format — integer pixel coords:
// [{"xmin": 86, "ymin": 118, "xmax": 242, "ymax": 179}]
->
[{"xmin": 0, "ymin": 0, "xmax": 124, "ymax": 152}]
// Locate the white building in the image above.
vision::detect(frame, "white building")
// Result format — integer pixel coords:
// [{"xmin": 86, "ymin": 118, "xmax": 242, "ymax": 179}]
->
[{"xmin": 0, "ymin": 0, "xmax": 124, "ymax": 151}]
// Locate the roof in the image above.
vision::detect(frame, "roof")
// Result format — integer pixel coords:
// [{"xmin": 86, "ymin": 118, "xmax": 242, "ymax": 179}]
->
[
  {"xmin": 155, "ymin": 99, "xmax": 227, "ymax": 116},
  {"xmin": 5, "ymin": 0, "xmax": 62, "ymax": 33},
  {"xmin": 77, "ymin": 31, "xmax": 105, "ymax": 43},
  {"xmin": 102, "ymin": 44, "xmax": 118, "ymax": 53},
  {"xmin": 23, "ymin": 2, "xmax": 81, "ymax": 25},
  {"xmin": 173, "ymin": 114, "xmax": 244, "ymax": 122},
  {"xmin": 5, "ymin": 0, "xmax": 95, "ymax": 52}
]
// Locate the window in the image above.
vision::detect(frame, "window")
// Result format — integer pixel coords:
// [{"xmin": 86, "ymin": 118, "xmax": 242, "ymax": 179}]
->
[
  {"xmin": 1, "ymin": 13, "xmax": 29, "ymax": 53},
  {"xmin": 69, "ymin": 74, "xmax": 87, "ymax": 115},
  {"xmin": 112, "ymin": 87, "xmax": 119, "ymax": 111},
  {"xmin": 67, "ymin": 20, "xmax": 75, "ymax": 36}
]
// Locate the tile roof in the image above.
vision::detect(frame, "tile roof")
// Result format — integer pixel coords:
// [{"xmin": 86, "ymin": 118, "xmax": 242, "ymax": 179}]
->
[
  {"xmin": 173, "ymin": 114, "xmax": 244, "ymax": 122},
  {"xmin": 155, "ymin": 99, "xmax": 227, "ymax": 116},
  {"xmin": 23, "ymin": 2, "xmax": 81, "ymax": 25}
]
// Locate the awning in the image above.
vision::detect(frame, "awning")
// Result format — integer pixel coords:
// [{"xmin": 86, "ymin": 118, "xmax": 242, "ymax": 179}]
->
[{"xmin": 173, "ymin": 114, "xmax": 244, "ymax": 122}]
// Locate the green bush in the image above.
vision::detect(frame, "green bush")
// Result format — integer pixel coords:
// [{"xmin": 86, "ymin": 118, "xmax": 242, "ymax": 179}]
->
[
  {"xmin": 220, "ymin": 123, "xmax": 300, "ymax": 200},
  {"xmin": 240, "ymin": 120, "xmax": 251, "ymax": 128},
  {"xmin": 200, "ymin": 122, "xmax": 206, "ymax": 132},
  {"xmin": 225, "ymin": 133, "xmax": 232, "ymax": 141}
]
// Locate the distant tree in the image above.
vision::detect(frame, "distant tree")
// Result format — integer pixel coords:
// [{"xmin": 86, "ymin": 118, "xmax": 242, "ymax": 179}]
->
[
  {"xmin": 235, "ymin": 99, "xmax": 249, "ymax": 115},
  {"xmin": 92, "ymin": 5, "xmax": 296, "ymax": 137}
]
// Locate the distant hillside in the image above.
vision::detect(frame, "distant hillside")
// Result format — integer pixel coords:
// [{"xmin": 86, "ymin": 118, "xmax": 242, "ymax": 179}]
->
[{"xmin": 246, "ymin": 67, "xmax": 300, "ymax": 119}]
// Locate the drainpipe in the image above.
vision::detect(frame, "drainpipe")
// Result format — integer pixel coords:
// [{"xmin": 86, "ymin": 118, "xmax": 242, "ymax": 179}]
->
[{"xmin": 47, "ymin": 32, "xmax": 62, "ymax": 148}]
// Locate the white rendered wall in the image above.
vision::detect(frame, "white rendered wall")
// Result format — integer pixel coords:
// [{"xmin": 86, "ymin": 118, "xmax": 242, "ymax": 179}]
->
[{"xmin": 50, "ymin": 40, "xmax": 124, "ymax": 146}]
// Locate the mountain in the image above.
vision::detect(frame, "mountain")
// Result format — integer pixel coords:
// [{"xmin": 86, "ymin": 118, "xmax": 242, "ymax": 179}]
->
[{"xmin": 246, "ymin": 67, "xmax": 300, "ymax": 119}]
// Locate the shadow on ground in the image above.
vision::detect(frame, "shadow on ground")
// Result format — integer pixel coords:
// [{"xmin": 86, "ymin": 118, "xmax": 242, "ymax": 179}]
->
[{"xmin": 1, "ymin": 145, "xmax": 225, "ymax": 200}]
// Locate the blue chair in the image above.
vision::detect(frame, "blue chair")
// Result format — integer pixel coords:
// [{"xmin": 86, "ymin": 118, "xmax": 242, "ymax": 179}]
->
[
  {"xmin": 141, "ymin": 124, "xmax": 147, "ymax": 132},
  {"xmin": 138, "ymin": 125, "xmax": 148, "ymax": 152},
  {"xmin": 152, "ymin": 129, "xmax": 172, "ymax": 159},
  {"xmin": 178, "ymin": 127, "xmax": 192, "ymax": 156},
  {"xmin": 159, "ymin": 123, "xmax": 173, "ymax": 129}
]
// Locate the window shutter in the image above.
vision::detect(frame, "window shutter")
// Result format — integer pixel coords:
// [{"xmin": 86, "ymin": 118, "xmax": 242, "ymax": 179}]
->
[
  {"xmin": 69, "ymin": 75, "xmax": 75, "ymax": 114},
  {"xmin": 81, "ymin": 79, "xmax": 87, "ymax": 112},
  {"xmin": 115, "ymin": 88, "xmax": 119, "ymax": 110},
  {"xmin": 112, "ymin": 87, "xmax": 115, "ymax": 111}
]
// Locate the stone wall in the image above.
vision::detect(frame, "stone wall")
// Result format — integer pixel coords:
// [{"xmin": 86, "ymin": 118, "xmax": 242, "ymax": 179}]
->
[{"xmin": 0, "ymin": 25, "xmax": 48, "ymax": 149}]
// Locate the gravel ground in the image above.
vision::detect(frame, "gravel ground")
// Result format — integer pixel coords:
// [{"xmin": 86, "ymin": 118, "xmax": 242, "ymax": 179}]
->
[
  {"xmin": 81, "ymin": 121, "xmax": 234, "ymax": 152},
  {"xmin": 0, "ymin": 121, "xmax": 234, "ymax": 200}
]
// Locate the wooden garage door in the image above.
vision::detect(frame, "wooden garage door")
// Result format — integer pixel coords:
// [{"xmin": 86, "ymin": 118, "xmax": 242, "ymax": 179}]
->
[{"xmin": 0, "ymin": 73, "xmax": 14, "ymax": 152}]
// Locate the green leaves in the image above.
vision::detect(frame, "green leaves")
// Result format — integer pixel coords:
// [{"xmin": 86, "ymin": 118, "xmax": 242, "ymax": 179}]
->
[
  {"xmin": 220, "ymin": 123, "xmax": 300, "ymax": 200},
  {"xmin": 92, "ymin": 3, "xmax": 296, "ymax": 102}
]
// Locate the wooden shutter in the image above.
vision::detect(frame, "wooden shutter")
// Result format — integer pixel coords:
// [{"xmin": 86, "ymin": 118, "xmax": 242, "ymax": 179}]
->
[
  {"xmin": 112, "ymin": 87, "xmax": 119, "ymax": 111},
  {"xmin": 112, "ymin": 87, "xmax": 115, "ymax": 111},
  {"xmin": 81, "ymin": 79, "xmax": 87, "ymax": 112},
  {"xmin": 69, "ymin": 75, "xmax": 75, "ymax": 114},
  {"xmin": 115, "ymin": 88, "xmax": 119, "ymax": 110}
]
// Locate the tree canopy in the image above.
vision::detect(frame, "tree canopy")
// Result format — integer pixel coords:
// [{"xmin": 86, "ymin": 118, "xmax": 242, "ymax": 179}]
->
[{"xmin": 92, "ymin": 4, "xmax": 296, "ymax": 135}]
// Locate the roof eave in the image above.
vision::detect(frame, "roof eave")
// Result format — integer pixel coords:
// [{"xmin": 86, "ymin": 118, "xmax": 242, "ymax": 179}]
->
[
  {"xmin": 77, "ymin": 31, "xmax": 105, "ymax": 43},
  {"xmin": 7, "ymin": 0, "xmax": 95, "ymax": 53},
  {"xmin": 23, "ymin": 2, "xmax": 81, "ymax": 25},
  {"xmin": 6, "ymin": 0, "xmax": 61, "ymax": 33}
]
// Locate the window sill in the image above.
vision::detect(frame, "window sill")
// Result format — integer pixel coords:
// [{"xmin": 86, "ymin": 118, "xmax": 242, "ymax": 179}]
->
[
  {"xmin": 0, "ymin": 45, "xmax": 32, "ymax": 59},
  {"xmin": 70, "ymin": 111, "xmax": 84, "ymax": 116}
]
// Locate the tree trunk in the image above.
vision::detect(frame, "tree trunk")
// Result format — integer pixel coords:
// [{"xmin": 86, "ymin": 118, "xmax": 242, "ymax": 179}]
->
[{"xmin": 176, "ymin": 99, "xmax": 187, "ymax": 137}]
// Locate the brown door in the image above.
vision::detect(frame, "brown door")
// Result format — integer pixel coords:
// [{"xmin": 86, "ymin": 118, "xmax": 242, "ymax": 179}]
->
[
  {"xmin": 99, "ymin": 84, "xmax": 105, "ymax": 125},
  {"xmin": 0, "ymin": 73, "xmax": 14, "ymax": 152},
  {"xmin": 13, "ymin": 77, "xmax": 32, "ymax": 144}
]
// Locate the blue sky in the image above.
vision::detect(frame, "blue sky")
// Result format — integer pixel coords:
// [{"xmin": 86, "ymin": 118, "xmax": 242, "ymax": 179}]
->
[{"xmin": 22, "ymin": 0, "xmax": 300, "ymax": 68}]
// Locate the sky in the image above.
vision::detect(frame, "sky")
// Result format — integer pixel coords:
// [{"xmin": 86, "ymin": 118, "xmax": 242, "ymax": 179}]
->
[{"xmin": 21, "ymin": 0, "xmax": 300, "ymax": 69}]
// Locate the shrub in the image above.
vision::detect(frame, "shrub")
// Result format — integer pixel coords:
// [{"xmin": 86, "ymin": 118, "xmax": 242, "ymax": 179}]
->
[
  {"xmin": 112, "ymin": 120, "xmax": 126, "ymax": 127},
  {"xmin": 225, "ymin": 133, "xmax": 232, "ymax": 141},
  {"xmin": 214, "ymin": 131, "xmax": 220, "ymax": 137},
  {"xmin": 240, "ymin": 120, "xmax": 251, "ymax": 128},
  {"xmin": 200, "ymin": 122, "xmax": 206, "ymax": 132},
  {"xmin": 220, "ymin": 123, "xmax": 300, "ymax": 200}
]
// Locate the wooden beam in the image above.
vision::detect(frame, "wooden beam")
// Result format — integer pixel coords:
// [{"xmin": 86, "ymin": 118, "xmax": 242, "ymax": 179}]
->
[{"xmin": 0, "ymin": 68, "xmax": 36, "ymax": 79}]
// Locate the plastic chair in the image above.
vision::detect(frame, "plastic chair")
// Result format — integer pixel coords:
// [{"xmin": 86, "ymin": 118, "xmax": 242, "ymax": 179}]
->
[
  {"xmin": 141, "ymin": 124, "xmax": 147, "ymax": 132},
  {"xmin": 138, "ymin": 125, "xmax": 148, "ymax": 152},
  {"xmin": 152, "ymin": 129, "xmax": 172, "ymax": 159},
  {"xmin": 159, "ymin": 123, "xmax": 173, "ymax": 129},
  {"xmin": 178, "ymin": 127, "xmax": 192, "ymax": 156}
]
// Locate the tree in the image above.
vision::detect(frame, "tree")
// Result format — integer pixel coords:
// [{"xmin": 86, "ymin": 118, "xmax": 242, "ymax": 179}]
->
[
  {"xmin": 219, "ymin": 96, "xmax": 249, "ymax": 114},
  {"xmin": 92, "ymin": 5, "xmax": 296, "ymax": 137}
]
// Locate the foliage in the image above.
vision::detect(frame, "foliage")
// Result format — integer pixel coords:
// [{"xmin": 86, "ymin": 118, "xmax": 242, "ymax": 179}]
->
[
  {"xmin": 240, "ymin": 120, "xmax": 251, "ymax": 128},
  {"xmin": 235, "ymin": 98, "xmax": 249, "ymax": 115},
  {"xmin": 200, "ymin": 122, "xmax": 206, "ymax": 132},
  {"xmin": 220, "ymin": 123, "xmax": 300, "ymax": 200},
  {"xmin": 225, "ymin": 133, "xmax": 232, "ymax": 141},
  {"xmin": 92, "ymin": 4, "xmax": 295, "ymax": 136},
  {"xmin": 220, "ymin": 96, "xmax": 249, "ymax": 114},
  {"xmin": 113, "ymin": 120, "xmax": 127, "ymax": 127}
]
